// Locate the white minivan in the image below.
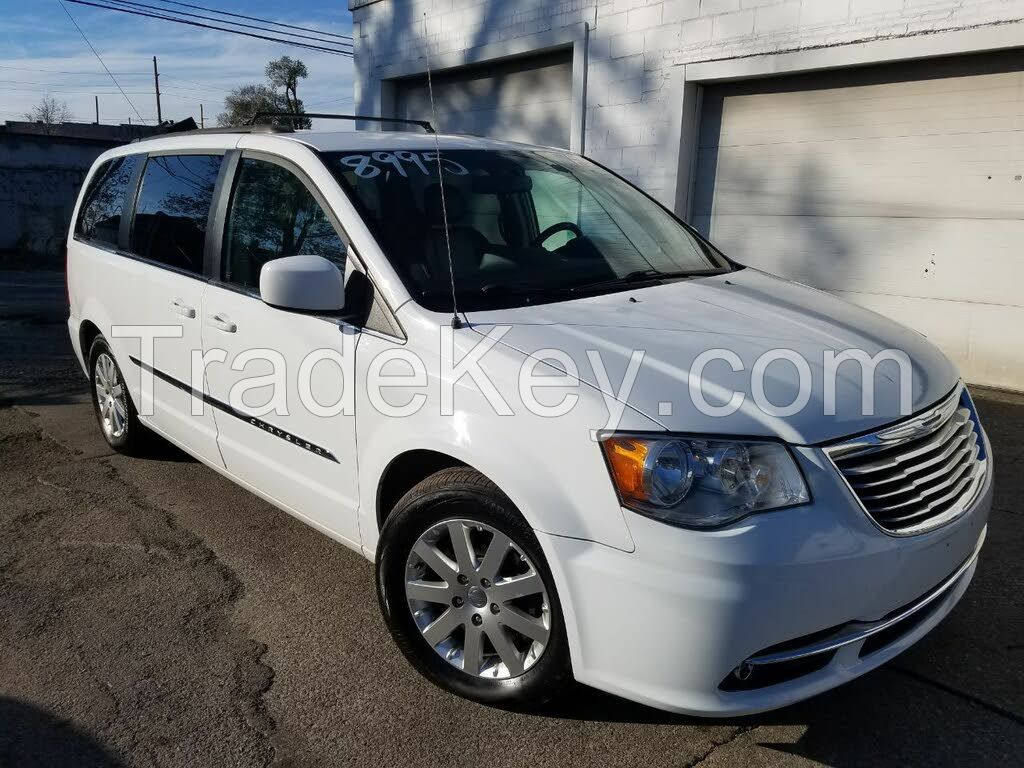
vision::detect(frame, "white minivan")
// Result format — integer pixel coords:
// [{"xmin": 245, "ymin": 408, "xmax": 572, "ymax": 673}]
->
[{"xmin": 67, "ymin": 122, "xmax": 992, "ymax": 716}]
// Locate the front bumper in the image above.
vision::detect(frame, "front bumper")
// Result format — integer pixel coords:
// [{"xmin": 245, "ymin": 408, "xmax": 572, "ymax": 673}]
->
[{"xmin": 538, "ymin": 441, "xmax": 992, "ymax": 716}]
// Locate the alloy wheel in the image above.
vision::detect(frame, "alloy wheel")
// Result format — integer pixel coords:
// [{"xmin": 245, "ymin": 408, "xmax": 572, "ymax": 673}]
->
[
  {"xmin": 94, "ymin": 351, "xmax": 128, "ymax": 440},
  {"xmin": 404, "ymin": 518, "xmax": 551, "ymax": 679}
]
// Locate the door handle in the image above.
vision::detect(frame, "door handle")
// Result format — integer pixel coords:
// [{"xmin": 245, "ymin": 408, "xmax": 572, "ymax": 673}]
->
[
  {"xmin": 171, "ymin": 298, "xmax": 196, "ymax": 319},
  {"xmin": 207, "ymin": 313, "xmax": 237, "ymax": 333}
]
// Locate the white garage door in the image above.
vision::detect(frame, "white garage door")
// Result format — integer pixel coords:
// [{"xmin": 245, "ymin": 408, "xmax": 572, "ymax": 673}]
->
[
  {"xmin": 693, "ymin": 56, "xmax": 1024, "ymax": 391},
  {"xmin": 393, "ymin": 50, "xmax": 573, "ymax": 149}
]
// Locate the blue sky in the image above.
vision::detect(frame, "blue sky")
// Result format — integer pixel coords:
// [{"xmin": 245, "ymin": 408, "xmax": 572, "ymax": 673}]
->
[{"xmin": 0, "ymin": 0, "xmax": 353, "ymax": 128}]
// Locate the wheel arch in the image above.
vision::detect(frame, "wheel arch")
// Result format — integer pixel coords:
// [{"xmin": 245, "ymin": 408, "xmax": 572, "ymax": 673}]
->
[
  {"xmin": 358, "ymin": 411, "xmax": 636, "ymax": 556},
  {"xmin": 79, "ymin": 319, "xmax": 102, "ymax": 363},
  {"xmin": 375, "ymin": 449, "xmax": 469, "ymax": 532}
]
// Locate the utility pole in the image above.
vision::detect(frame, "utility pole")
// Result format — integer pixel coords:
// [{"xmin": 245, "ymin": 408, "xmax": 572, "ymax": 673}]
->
[
  {"xmin": 94, "ymin": 95, "xmax": 99, "ymax": 124},
  {"xmin": 153, "ymin": 55, "xmax": 162, "ymax": 124},
  {"xmin": 200, "ymin": 103, "xmax": 204, "ymax": 129}
]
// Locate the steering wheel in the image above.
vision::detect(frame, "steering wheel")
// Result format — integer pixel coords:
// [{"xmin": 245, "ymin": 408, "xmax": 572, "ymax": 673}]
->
[{"xmin": 531, "ymin": 221, "xmax": 583, "ymax": 248}]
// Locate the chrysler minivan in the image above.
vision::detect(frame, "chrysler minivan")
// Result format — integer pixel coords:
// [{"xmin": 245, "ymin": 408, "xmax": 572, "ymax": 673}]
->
[{"xmin": 66, "ymin": 123, "xmax": 991, "ymax": 716}]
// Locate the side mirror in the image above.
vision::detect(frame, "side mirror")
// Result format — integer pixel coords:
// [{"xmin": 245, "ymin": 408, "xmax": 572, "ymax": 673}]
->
[{"xmin": 260, "ymin": 255, "xmax": 345, "ymax": 312}]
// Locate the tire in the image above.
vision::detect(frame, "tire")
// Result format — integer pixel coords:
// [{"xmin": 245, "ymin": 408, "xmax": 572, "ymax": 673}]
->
[
  {"xmin": 88, "ymin": 335, "xmax": 148, "ymax": 455},
  {"xmin": 376, "ymin": 467, "xmax": 572, "ymax": 709}
]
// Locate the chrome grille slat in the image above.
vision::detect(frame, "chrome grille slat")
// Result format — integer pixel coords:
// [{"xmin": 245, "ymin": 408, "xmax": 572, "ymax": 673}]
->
[
  {"xmin": 836, "ymin": 412, "xmax": 966, "ymax": 477},
  {"xmin": 884, "ymin": 472, "xmax": 985, "ymax": 536},
  {"xmin": 849, "ymin": 425, "xmax": 973, "ymax": 491},
  {"xmin": 857, "ymin": 438, "xmax": 977, "ymax": 502},
  {"xmin": 878, "ymin": 465, "xmax": 983, "ymax": 527},
  {"xmin": 824, "ymin": 385, "xmax": 987, "ymax": 536},
  {"xmin": 868, "ymin": 454, "xmax": 975, "ymax": 516}
]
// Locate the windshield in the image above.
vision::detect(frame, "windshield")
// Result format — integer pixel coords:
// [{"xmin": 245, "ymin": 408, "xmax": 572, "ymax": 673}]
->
[{"xmin": 323, "ymin": 148, "xmax": 730, "ymax": 312}]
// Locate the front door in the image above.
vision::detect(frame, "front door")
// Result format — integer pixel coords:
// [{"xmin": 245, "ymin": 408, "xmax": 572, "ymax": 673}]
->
[{"xmin": 202, "ymin": 155, "xmax": 360, "ymax": 545}]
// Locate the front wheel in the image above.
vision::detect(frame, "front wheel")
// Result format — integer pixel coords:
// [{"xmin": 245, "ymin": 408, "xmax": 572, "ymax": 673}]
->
[{"xmin": 376, "ymin": 467, "xmax": 572, "ymax": 708}]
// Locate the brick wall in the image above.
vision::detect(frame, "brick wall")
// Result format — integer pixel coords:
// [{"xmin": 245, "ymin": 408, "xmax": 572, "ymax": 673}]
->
[{"xmin": 351, "ymin": 0, "xmax": 1024, "ymax": 203}]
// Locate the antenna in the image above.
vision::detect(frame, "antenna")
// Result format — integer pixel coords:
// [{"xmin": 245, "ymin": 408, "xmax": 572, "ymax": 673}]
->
[{"xmin": 423, "ymin": 12, "xmax": 462, "ymax": 330}]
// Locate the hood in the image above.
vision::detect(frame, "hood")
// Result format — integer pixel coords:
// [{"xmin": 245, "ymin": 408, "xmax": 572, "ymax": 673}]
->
[{"xmin": 467, "ymin": 268, "xmax": 958, "ymax": 444}]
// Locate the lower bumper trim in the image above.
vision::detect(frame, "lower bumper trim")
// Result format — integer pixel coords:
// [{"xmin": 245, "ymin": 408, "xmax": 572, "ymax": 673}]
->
[{"xmin": 742, "ymin": 528, "xmax": 985, "ymax": 670}]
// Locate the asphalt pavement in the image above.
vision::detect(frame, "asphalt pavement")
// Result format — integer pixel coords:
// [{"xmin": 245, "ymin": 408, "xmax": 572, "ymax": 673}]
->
[{"xmin": 1, "ymin": 271, "xmax": 1022, "ymax": 767}]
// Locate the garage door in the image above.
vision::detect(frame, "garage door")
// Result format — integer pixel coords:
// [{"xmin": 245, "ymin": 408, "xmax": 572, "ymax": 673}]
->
[
  {"xmin": 693, "ymin": 54, "xmax": 1024, "ymax": 391},
  {"xmin": 393, "ymin": 50, "xmax": 573, "ymax": 149}
]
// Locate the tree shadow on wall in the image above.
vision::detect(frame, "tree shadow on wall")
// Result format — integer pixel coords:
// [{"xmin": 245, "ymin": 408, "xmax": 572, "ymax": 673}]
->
[{"xmin": 374, "ymin": 2, "xmax": 661, "ymax": 159}]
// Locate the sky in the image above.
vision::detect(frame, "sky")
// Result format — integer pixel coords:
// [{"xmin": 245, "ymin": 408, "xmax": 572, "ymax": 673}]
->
[{"xmin": 0, "ymin": 0, "xmax": 354, "ymax": 130}]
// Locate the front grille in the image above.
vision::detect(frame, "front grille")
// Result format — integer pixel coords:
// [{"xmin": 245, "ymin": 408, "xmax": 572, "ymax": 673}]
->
[{"xmin": 825, "ymin": 385, "xmax": 987, "ymax": 536}]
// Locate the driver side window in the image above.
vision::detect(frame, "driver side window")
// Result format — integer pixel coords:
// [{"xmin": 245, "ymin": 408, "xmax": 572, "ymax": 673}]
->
[{"xmin": 222, "ymin": 158, "xmax": 346, "ymax": 293}]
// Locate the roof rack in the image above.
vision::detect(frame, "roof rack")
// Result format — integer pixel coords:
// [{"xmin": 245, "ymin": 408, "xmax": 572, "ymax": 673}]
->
[
  {"xmin": 249, "ymin": 112, "xmax": 435, "ymax": 133},
  {"xmin": 178, "ymin": 123, "xmax": 295, "ymax": 136}
]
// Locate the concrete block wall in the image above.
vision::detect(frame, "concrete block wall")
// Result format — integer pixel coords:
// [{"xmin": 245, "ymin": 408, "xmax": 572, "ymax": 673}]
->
[
  {"xmin": 0, "ymin": 137, "xmax": 108, "ymax": 265},
  {"xmin": 351, "ymin": 0, "xmax": 1024, "ymax": 205}
]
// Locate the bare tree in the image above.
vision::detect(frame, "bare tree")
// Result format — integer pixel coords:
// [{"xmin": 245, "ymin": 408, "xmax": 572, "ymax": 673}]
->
[{"xmin": 24, "ymin": 95, "xmax": 73, "ymax": 133}]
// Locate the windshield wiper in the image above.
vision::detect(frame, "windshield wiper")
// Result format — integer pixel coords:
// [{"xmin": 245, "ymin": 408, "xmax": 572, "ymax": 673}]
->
[
  {"xmin": 418, "ymin": 283, "xmax": 574, "ymax": 301},
  {"xmin": 479, "ymin": 283, "xmax": 575, "ymax": 297},
  {"xmin": 417, "ymin": 270, "xmax": 706, "ymax": 304},
  {"xmin": 570, "ymin": 269, "xmax": 698, "ymax": 293}
]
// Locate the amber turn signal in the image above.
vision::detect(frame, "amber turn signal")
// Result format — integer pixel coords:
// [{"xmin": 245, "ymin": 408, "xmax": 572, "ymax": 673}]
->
[{"xmin": 600, "ymin": 436, "xmax": 650, "ymax": 503}]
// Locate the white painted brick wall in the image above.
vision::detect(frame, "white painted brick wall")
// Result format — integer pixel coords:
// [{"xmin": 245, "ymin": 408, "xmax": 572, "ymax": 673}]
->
[
  {"xmin": 351, "ymin": 0, "xmax": 1024, "ymax": 205},
  {"xmin": 626, "ymin": 3, "xmax": 663, "ymax": 30},
  {"xmin": 712, "ymin": 9, "xmax": 756, "ymax": 39},
  {"xmin": 755, "ymin": 1, "xmax": 802, "ymax": 33}
]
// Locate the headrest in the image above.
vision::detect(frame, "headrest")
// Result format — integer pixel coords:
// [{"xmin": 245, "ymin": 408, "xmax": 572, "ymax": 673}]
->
[{"xmin": 423, "ymin": 183, "xmax": 466, "ymax": 225}]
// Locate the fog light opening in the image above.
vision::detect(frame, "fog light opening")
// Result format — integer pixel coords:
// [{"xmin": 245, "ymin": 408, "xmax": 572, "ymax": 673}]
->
[{"xmin": 732, "ymin": 661, "xmax": 754, "ymax": 681}]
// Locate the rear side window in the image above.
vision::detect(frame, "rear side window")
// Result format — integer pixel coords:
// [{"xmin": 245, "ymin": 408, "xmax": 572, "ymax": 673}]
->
[
  {"xmin": 75, "ymin": 155, "xmax": 141, "ymax": 247},
  {"xmin": 130, "ymin": 154, "xmax": 223, "ymax": 274},
  {"xmin": 222, "ymin": 158, "xmax": 346, "ymax": 292}
]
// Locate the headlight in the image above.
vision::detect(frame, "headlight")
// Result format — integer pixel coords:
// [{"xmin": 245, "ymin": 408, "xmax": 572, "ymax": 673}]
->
[{"xmin": 600, "ymin": 435, "xmax": 810, "ymax": 528}]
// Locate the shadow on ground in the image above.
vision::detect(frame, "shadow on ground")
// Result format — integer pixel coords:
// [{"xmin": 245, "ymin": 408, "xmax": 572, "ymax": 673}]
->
[
  {"xmin": 1, "ymin": 269, "xmax": 1022, "ymax": 767},
  {"xmin": 0, "ymin": 698, "xmax": 124, "ymax": 768}
]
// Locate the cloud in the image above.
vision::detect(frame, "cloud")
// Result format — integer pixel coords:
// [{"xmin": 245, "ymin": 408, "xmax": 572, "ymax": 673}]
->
[{"xmin": 0, "ymin": 2, "xmax": 353, "ymax": 129}]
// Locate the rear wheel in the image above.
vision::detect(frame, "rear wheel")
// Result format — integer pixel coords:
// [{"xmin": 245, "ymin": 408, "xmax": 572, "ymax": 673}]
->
[
  {"xmin": 376, "ymin": 467, "xmax": 572, "ymax": 708},
  {"xmin": 88, "ymin": 336, "xmax": 147, "ymax": 454}
]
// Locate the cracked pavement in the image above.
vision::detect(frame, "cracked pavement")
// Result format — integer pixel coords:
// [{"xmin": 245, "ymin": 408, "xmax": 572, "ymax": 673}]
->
[{"xmin": 1, "ymin": 272, "xmax": 1022, "ymax": 767}]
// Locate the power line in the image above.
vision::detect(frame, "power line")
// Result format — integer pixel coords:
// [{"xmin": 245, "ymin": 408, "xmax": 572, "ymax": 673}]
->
[
  {"xmin": 0, "ymin": 85, "xmax": 156, "ymax": 94},
  {"xmin": 161, "ymin": 74, "xmax": 233, "ymax": 91},
  {"xmin": 161, "ymin": 86, "xmax": 229, "ymax": 98},
  {"xmin": 55, "ymin": 0, "xmax": 148, "ymax": 123},
  {"xmin": 62, "ymin": 0, "xmax": 353, "ymax": 56},
  {"xmin": 0, "ymin": 90, "xmax": 150, "ymax": 96},
  {"xmin": 159, "ymin": 77, "xmax": 234, "ymax": 96},
  {"xmin": 0, "ymin": 74, "xmax": 239, "ymax": 98},
  {"xmin": 0, "ymin": 77, "xmax": 149, "ymax": 88},
  {"xmin": 0, "ymin": 63, "xmax": 150, "ymax": 75},
  {"xmin": 0, "ymin": 76, "xmax": 293, "ymax": 102},
  {"xmin": 105, "ymin": 0, "xmax": 353, "ymax": 49},
  {"xmin": 0, "ymin": 82, "xmax": 224, "ymax": 97},
  {"xmin": 151, "ymin": 91, "xmax": 217, "ymax": 101},
  {"xmin": 138, "ymin": 0, "xmax": 353, "ymax": 41}
]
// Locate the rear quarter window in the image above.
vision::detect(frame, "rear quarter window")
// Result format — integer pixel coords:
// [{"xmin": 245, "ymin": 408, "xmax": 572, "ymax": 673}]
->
[{"xmin": 74, "ymin": 155, "xmax": 142, "ymax": 247}]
